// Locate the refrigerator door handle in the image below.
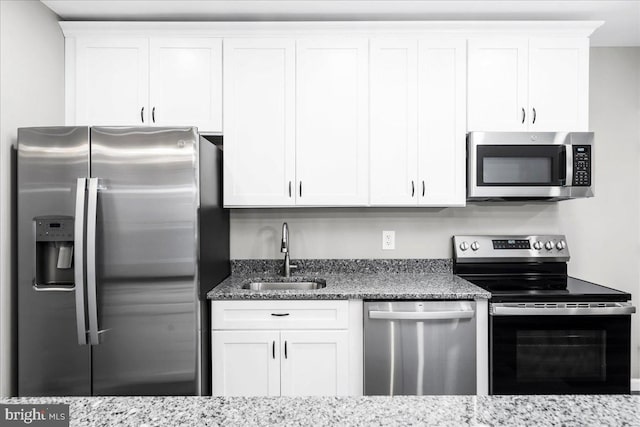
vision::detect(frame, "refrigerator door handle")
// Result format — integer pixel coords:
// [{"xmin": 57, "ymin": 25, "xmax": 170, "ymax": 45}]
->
[
  {"xmin": 86, "ymin": 177, "xmax": 101, "ymax": 345},
  {"xmin": 74, "ymin": 178, "xmax": 88, "ymax": 346}
]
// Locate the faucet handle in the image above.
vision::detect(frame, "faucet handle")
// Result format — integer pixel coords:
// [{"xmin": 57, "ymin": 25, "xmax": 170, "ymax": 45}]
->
[{"xmin": 289, "ymin": 263, "xmax": 298, "ymax": 271}]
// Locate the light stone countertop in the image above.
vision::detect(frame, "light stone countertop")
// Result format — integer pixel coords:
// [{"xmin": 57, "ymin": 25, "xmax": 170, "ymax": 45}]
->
[
  {"xmin": 2, "ymin": 395, "xmax": 639, "ymax": 426},
  {"xmin": 207, "ymin": 272, "xmax": 490, "ymax": 300},
  {"xmin": 208, "ymin": 258, "xmax": 489, "ymax": 300}
]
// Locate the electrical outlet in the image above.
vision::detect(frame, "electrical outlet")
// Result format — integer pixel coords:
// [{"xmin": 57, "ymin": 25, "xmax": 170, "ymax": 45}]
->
[{"xmin": 382, "ymin": 230, "xmax": 395, "ymax": 250}]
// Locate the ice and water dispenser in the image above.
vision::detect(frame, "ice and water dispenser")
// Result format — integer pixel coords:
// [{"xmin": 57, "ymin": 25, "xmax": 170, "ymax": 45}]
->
[{"xmin": 34, "ymin": 216, "xmax": 74, "ymax": 288}]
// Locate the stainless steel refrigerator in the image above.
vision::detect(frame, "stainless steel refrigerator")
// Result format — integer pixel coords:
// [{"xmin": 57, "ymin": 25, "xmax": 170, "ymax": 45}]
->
[{"xmin": 17, "ymin": 126, "xmax": 229, "ymax": 396}]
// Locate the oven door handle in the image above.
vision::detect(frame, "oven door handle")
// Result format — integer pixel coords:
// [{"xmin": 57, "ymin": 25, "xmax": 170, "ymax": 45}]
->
[{"xmin": 491, "ymin": 302, "xmax": 636, "ymax": 316}]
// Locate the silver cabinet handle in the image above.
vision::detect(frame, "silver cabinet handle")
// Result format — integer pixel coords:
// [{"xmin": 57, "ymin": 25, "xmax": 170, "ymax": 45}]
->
[
  {"xmin": 422, "ymin": 181, "xmax": 425, "ymax": 197},
  {"xmin": 532, "ymin": 107, "xmax": 537, "ymax": 124},
  {"xmin": 369, "ymin": 309, "xmax": 474, "ymax": 320},
  {"xmin": 86, "ymin": 178, "xmax": 100, "ymax": 346},
  {"xmin": 288, "ymin": 181, "xmax": 292, "ymax": 198},
  {"xmin": 491, "ymin": 302, "xmax": 636, "ymax": 317},
  {"xmin": 140, "ymin": 107, "xmax": 144, "ymax": 123},
  {"xmin": 521, "ymin": 107, "xmax": 526, "ymax": 124},
  {"xmin": 152, "ymin": 107, "xmax": 156, "ymax": 123},
  {"xmin": 74, "ymin": 178, "xmax": 88, "ymax": 346},
  {"xmin": 411, "ymin": 181, "xmax": 415, "ymax": 197},
  {"xmin": 299, "ymin": 181, "xmax": 302, "ymax": 197}
]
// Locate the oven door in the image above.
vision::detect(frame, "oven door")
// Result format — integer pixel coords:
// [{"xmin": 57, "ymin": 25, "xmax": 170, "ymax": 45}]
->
[{"xmin": 491, "ymin": 311, "xmax": 631, "ymax": 394}]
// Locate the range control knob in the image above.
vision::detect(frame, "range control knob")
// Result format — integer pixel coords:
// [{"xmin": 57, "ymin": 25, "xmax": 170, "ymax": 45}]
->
[
  {"xmin": 459, "ymin": 242, "xmax": 469, "ymax": 251},
  {"xmin": 556, "ymin": 240, "xmax": 566, "ymax": 250},
  {"xmin": 471, "ymin": 241, "xmax": 480, "ymax": 251},
  {"xmin": 533, "ymin": 241, "xmax": 542, "ymax": 250},
  {"xmin": 544, "ymin": 241, "xmax": 554, "ymax": 251}
]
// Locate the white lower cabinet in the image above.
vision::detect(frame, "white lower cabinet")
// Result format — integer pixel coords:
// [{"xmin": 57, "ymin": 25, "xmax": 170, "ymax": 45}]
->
[
  {"xmin": 211, "ymin": 300, "xmax": 360, "ymax": 397},
  {"xmin": 212, "ymin": 330, "xmax": 280, "ymax": 397},
  {"xmin": 280, "ymin": 330, "xmax": 349, "ymax": 396}
]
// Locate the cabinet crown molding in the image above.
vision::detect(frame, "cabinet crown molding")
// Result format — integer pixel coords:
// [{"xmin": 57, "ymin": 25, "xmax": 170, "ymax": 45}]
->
[{"xmin": 60, "ymin": 20, "xmax": 603, "ymax": 38}]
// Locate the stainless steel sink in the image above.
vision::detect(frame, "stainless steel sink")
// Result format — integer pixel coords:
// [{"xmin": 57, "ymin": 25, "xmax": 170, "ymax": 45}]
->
[{"xmin": 242, "ymin": 279, "xmax": 326, "ymax": 291}]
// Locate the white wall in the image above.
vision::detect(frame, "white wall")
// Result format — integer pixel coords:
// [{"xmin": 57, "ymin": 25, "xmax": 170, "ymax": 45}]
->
[
  {"xmin": 0, "ymin": 0, "xmax": 64, "ymax": 396},
  {"xmin": 560, "ymin": 47, "xmax": 640, "ymax": 380},
  {"xmin": 230, "ymin": 48, "xmax": 640, "ymax": 378}
]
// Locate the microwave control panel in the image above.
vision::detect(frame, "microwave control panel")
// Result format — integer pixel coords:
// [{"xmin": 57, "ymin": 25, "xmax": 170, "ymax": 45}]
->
[{"xmin": 572, "ymin": 145, "xmax": 591, "ymax": 186}]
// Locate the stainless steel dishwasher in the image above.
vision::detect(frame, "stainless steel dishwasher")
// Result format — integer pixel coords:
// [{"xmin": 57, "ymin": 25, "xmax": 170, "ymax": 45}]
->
[{"xmin": 364, "ymin": 301, "xmax": 477, "ymax": 395}]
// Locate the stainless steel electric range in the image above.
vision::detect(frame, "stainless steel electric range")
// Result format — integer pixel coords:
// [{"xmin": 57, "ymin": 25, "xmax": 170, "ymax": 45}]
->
[{"xmin": 453, "ymin": 235, "xmax": 635, "ymax": 395}]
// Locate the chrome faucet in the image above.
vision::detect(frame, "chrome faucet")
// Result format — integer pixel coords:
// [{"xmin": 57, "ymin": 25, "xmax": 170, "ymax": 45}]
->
[{"xmin": 280, "ymin": 222, "xmax": 297, "ymax": 277}]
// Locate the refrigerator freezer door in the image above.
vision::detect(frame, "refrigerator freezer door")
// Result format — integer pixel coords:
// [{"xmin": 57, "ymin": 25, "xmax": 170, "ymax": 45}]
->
[
  {"xmin": 17, "ymin": 127, "xmax": 91, "ymax": 396},
  {"xmin": 89, "ymin": 127, "xmax": 200, "ymax": 395}
]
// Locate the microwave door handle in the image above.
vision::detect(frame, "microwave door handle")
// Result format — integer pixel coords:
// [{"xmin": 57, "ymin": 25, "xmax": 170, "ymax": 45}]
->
[{"xmin": 565, "ymin": 144, "xmax": 573, "ymax": 187}]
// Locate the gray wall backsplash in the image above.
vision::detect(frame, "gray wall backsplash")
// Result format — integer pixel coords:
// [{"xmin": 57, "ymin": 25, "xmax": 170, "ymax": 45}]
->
[{"xmin": 230, "ymin": 203, "xmax": 561, "ymax": 259}]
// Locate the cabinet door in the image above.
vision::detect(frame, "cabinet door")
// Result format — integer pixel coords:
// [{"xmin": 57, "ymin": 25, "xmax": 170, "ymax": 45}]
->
[
  {"xmin": 528, "ymin": 38, "xmax": 589, "ymax": 131},
  {"xmin": 280, "ymin": 330, "xmax": 349, "ymax": 396},
  {"xmin": 467, "ymin": 39, "xmax": 528, "ymax": 131},
  {"xmin": 223, "ymin": 39, "xmax": 296, "ymax": 207},
  {"xmin": 149, "ymin": 38, "xmax": 222, "ymax": 132},
  {"xmin": 418, "ymin": 40, "xmax": 466, "ymax": 206},
  {"xmin": 212, "ymin": 330, "xmax": 280, "ymax": 396},
  {"xmin": 296, "ymin": 39, "xmax": 369, "ymax": 206},
  {"xmin": 75, "ymin": 38, "xmax": 148, "ymax": 126},
  {"xmin": 369, "ymin": 39, "xmax": 419, "ymax": 206}
]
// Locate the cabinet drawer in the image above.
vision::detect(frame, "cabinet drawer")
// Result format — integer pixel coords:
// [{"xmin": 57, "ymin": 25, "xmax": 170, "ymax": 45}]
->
[{"xmin": 212, "ymin": 300, "xmax": 349, "ymax": 330}]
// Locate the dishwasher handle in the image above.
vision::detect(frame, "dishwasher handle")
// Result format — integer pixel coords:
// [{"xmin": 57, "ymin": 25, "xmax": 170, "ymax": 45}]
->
[{"xmin": 369, "ymin": 309, "xmax": 474, "ymax": 321}]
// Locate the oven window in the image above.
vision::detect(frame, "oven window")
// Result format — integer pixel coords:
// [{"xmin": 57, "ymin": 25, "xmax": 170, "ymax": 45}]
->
[
  {"xmin": 491, "ymin": 315, "xmax": 630, "ymax": 395},
  {"xmin": 483, "ymin": 157, "xmax": 552, "ymax": 184},
  {"xmin": 516, "ymin": 330, "xmax": 606, "ymax": 382}
]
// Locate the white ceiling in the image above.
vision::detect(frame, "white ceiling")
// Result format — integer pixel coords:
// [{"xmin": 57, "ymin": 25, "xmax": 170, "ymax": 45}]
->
[{"xmin": 41, "ymin": 0, "xmax": 640, "ymax": 46}]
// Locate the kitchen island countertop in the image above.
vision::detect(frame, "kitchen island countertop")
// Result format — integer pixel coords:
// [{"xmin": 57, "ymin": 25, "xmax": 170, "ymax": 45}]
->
[{"xmin": 2, "ymin": 395, "xmax": 638, "ymax": 426}]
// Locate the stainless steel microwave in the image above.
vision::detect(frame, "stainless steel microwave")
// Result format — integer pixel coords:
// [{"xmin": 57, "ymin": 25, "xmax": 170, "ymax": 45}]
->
[{"xmin": 467, "ymin": 132, "xmax": 594, "ymax": 201}]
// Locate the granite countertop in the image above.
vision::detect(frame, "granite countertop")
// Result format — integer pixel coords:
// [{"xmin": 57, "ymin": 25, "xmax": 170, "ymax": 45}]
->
[
  {"xmin": 207, "ymin": 258, "xmax": 490, "ymax": 300},
  {"xmin": 208, "ymin": 273, "xmax": 489, "ymax": 300},
  {"xmin": 2, "ymin": 395, "xmax": 638, "ymax": 426}
]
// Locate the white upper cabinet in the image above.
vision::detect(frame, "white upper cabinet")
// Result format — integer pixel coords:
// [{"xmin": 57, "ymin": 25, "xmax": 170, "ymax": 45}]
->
[
  {"xmin": 528, "ymin": 38, "xmax": 589, "ymax": 131},
  {"xmin": 418, "ymin": 40, "xmax": 466, "ymax": 206},
  {"xmin": 74, "ymin": 38, "xmax": 149, "ymax": 126},
  {"xmin": 468, "ymin": 37, "xmax": 589, "ymax": 132},
  {"xmin": 369, "ymin": 39, "xmax": 419, "ymax": 206},
  {"xmin": 63, "ymin": 22, "xmax": 596, "ymax": 208},
  {"xmin": 467, "ymin": 39, "xmax": 528, "ymax": 132},
  {"xmin": 296, "ymin": 39, "xmax": 369, "ymax": 206},
  {"xmin": 369, "ymin": 39, "xmax": 465, "ymax": 206},
  {"xmin": 149, "ymin": 38, "xmax": 222, "ymax": 131},
  {"xmin": 69, "ymin": 36, "xmax": 222, "ymax": 131},
  {"xmin": 223, "ymin": 39, "xmax": 296, "ymax": 206}
]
